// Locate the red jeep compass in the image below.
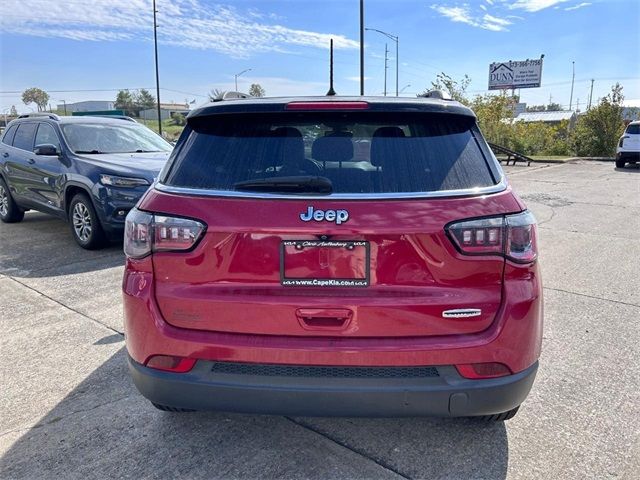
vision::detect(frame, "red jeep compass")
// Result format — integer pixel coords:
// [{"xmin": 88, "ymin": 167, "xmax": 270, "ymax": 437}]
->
[{"xmin": 123, "ymin": 95, "xmax": 542, "ymax": 420}]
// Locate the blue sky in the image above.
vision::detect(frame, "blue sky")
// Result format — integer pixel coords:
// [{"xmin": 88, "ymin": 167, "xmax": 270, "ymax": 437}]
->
[{"xmin": 1, "ymin": 0, "xmax": 639, "ymax": 113}]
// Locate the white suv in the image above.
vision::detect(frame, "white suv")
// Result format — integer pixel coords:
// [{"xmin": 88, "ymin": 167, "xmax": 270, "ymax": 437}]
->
[{"xmin": 616, "ymin": 121, "xmax": 640, "ymax": 168}]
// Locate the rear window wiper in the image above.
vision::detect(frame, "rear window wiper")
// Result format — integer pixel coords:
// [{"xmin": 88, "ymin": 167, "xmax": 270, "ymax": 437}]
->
[{"xmin": 233, "ymin": 176, "xmax": 333, "ymax": 194}]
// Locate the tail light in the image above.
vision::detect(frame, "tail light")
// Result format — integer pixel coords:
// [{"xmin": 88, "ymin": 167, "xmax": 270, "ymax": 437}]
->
[
  {"xmin": 456, "ymin": 362, "xmax": 512, "ymax": 379},
  {"xmin": 124, "ymin": 208, "xmax": 205, "ymax": 259},
  {"xmin": 447, "ymin": 211, "xmax": 538, "ymax": 264}
]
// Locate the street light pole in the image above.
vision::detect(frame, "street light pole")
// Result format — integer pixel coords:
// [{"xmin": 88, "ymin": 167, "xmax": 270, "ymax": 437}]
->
[
  {"xmin": 153, "ymin": 0, "xmax": 162, "ymax": 137},
  {"xmin": 400, "ymin": 84, "xmax": 411, "ymax": 94},
  {"xmin": 383, "ymin": 43, "xmax": 388, "ymax": 96},
  {"xmin": 395, "ymin": 37, "xmax": 398, "ymax": 97},
  {"xmin": 365, "ymin": 28, "xmax": 399, "ymax": 96},
  {"xmin": 234, "ymin": 68, "xmax": 252, "ymax": 92},
  {"xmin": 360, "ymin": 0, "xmax": 364, "ymax": 96},
  {"xmin": 569, "ymin": 61, "xmax": 575, "ymax": 111}
]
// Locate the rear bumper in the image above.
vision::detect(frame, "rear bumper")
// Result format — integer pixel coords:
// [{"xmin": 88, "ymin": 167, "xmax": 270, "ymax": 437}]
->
[
  {"xmin": 128, "ymin": 355, "xmax": 538, "ymax": 417},
  {"xmin": 617, "ymin": 151, "xmax": 640, "ymax": 161}
]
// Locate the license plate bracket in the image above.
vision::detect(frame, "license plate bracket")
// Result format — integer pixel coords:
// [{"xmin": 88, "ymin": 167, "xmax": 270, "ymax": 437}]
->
[{"xmin": 280, "ymin": 240, "xmax": 370, "ymax": 287}]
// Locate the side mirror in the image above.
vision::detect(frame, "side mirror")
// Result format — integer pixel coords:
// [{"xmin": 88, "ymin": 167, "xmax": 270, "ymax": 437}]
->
[{"xmin": 34, "ymin": 144, "xmax": 59, "ymax": 156}]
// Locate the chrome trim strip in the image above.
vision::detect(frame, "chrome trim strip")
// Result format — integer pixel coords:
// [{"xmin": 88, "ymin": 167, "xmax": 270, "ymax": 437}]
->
[
  {"xmin": 442, "ymin": 309, "xmax": 483, "ymax": 319},
  {"xmin": 154, "ymin": 175, "xmax": 507, "ymax": 200}
]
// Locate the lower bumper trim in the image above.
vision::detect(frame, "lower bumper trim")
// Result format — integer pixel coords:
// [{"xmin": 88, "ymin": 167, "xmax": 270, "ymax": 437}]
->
[{"xmin": 128, "ymin": 355, "xmax": 538, "ymax": 417}]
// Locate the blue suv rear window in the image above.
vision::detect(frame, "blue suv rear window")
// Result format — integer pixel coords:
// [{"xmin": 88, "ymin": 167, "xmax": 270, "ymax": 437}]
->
[{"xmin": 163, "ymin": 112, "xmax": 498, "ymax": 194}]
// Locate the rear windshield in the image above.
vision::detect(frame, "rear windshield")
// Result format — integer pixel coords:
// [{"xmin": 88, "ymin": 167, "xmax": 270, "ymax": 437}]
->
[
  {"xmin": 625, "ymin": 124, "xmax": 640, "ymax": 135},
  {"xmin": 163, "ymin": 112, "xmax": 498, "ymax": 195}
]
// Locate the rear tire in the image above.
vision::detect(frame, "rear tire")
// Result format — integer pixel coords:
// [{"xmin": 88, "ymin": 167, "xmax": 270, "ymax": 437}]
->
[
  {"xmin": 476, "ymin": 406, "xmax": 520, "ymax": 421},
  {"xmin": 0, "ymin": 177, "xmax": 25, "ymax": 223},
  {"xmin": 615, "ymin": 158, "xmax": 626, "ymax": 168},
  {"xmin": 151, "ymin": 402, "xmax": 196, "ymax": 412},
  {"xmin": 68, "ymin": 193, "xmax": 106, "ymax": 250}
]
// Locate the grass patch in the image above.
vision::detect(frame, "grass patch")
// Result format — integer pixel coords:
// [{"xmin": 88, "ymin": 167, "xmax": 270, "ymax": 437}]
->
[{"xmin": 135, "ymin": 118, "xmax": 184, "ymax": 141}]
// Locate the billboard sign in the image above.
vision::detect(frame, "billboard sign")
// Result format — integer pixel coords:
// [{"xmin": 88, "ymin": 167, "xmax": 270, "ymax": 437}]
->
[{"xmin": 489, "ymin": 58, "xmax": 543, "ymax": 90}]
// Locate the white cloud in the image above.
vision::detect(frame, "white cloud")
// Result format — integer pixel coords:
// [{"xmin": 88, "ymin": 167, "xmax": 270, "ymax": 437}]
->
[
  {"xmin": 507, "ymin": 0, "xmax": 570, "ymax": 12},
  {"xmin": 0, "ymin": 0, "xmax": 358, "ymax": 59},
  {"xmin": 483, "ymin": 14, "xmax": 513, "ymax": 26},
  {"xmin": 564, "ymin": 2, "xmax": 592, "ymax": 11},
  {"xmin": 430, "ymin": 5, "xmax": 511, "ymax": 32}
]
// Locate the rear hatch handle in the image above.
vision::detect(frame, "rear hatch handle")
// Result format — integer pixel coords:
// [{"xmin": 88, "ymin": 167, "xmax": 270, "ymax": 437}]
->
[{"xmin": 296, "ymin": 308, "xmax": 353, "ymax": 331}]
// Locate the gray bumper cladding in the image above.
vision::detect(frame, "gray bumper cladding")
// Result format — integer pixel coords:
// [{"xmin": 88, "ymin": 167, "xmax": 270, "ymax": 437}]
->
[{"xmin": 128, "ymin": 355, "xmax": 538, "ymax": 417}]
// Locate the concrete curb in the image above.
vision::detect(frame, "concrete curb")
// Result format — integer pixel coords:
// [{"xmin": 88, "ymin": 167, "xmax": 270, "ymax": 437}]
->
[{"xmin": 530, "ymin": 157, "xmax": 615, "ymax": 164}]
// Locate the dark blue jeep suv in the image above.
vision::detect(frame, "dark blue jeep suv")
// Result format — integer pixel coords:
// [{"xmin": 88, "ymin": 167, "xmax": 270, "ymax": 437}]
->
[{"xmin": 0, "ymin": 113, "xmax": 172, "ymax": 249}]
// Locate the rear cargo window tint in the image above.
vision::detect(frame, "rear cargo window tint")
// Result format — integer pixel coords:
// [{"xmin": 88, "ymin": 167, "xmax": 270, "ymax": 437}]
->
[
  {"xmin": 625, "ymin": 124, "xmax": 640, "ymax": 135},
  {"xmin": 163, "ymin": 112, "xmax": 497, "ymax": 194}
]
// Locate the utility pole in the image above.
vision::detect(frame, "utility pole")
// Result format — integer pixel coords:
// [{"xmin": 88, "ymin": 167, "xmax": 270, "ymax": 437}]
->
[
  {"xmin": 569, "ymin": 61, "xmax": 575, "ymax": 111},
  {"xmin": 366, "ymin": 28, "xmax": 399, "ymax": 97},
  {"xmin": 383, "ymin": 43, "xmax": 389, "ymax": 96},
  {"xmin": 61, "ymin": 100, "xmax": 67, "ymax": 116},
  {"xmin": 153, "ymin": 0, "xmax": 162, "ymax": 137},
  {"xmin": 359, "ymin": 0, "xmax": 364, "ymax": 95},
  {"xmin": 395, "ymin": 36, "xmax": 398, "ymax": 97},
  {"xmin": 588, "ymin": 79, "xmax": 594, "ymax": 110}
]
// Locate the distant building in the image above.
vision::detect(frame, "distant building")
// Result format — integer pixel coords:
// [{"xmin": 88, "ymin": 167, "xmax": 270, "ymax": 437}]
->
[
  {"xmin": 513, "ymin": 110, "xmax": 577, "ymax": 128},
  {"xmin": 56, "ymin": 100, "xmax": 115, "ymax": 113},
  {"xmin": 140, "ymin": 103, "xmax": 190, "ymax": 121}
]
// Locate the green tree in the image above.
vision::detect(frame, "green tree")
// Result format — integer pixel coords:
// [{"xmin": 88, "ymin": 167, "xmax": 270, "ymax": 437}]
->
[
  {"xmin": 135, "ymin": 89, "xmax": 156, "ymax": 111},
  {"xmin": 22, "ymin": 87, "xmax": 49, "ymax": 112},
  {"xmin": 571, "ymin": 83, "xmax": 625, "ymax": 157},
  {"xmin": 115, "ymin": 89, "xmax": 135, "ymax": 115},
  {"xmin": 470, "ymin": 91, "xmax": 514, "ymax": 146},
  {"xmin": 526, "ymin": 102, "xmax": 563, "ymax": 112},
  {"xmin": 419, "ymin": 72, "xmax": 471, "ymax": 104},
  {"xmin": 10, "ymin": 105, "xmax": 18, "ymax": 117},
  {"xmin": 171, "ymin": 112, "xmax": 186, "ymax": 126},
  {"xmin": 248, "ymin": 83, "xmax": 266, "ymax": 97}
]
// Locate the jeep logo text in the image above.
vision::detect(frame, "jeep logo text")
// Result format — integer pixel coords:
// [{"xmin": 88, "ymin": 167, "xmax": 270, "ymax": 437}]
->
[{"xmin": 299, "ymin": 206, "xmax": 349, "ymax": 225}]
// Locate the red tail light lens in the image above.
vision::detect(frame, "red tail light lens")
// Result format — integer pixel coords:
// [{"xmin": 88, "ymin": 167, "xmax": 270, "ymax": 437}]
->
[
  {"xmin": 456, "ymin": 362, "xmax": 512, "ymax": 379},
  {"xmin": 447, "ymin": 216, "xmax": 504, "ymax": 255},
  {"xmin": 124, "ymin": 208, "xmax": 205, "ymax": 259},
  {"xmin": 145, "ymin": 355, "xmax": 196, "ymax": 373},
  {"xmin": 447, "ymin": 211, "xmax": 538, "ymax": 264}
]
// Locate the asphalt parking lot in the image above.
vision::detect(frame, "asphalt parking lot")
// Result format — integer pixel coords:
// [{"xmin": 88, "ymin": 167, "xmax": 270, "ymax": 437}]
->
[{"xmin": 1, "ymin": 160, "xmax": 638, "ymax": 479}]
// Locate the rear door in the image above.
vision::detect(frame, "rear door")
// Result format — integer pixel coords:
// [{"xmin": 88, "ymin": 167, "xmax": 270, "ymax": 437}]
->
[
  {"xmin": 27, "ymin": 122, "xmax": 66, "ymax": 213},
  {"xmin": 4, "ymin": 122, "xmax": 38, "ymax": 205},
  {"xmin": 145, "ymin": 107, "xmax": 519, "ymax": 339}
]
